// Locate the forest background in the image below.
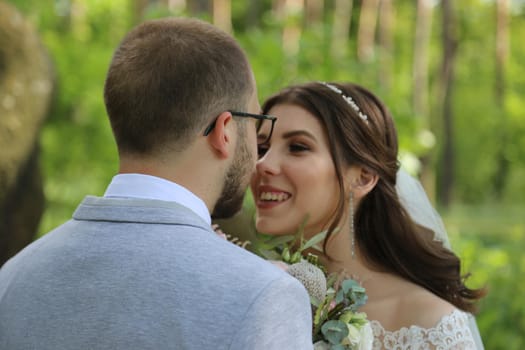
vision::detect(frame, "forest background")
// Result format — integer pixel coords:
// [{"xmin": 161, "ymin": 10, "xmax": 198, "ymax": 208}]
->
[{"xmin": 3, "ymin": 0, "xmax": 525, "ymax": 348}]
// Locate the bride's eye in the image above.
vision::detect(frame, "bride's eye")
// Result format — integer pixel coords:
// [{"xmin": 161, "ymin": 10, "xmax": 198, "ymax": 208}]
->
[
  {"xmin": 257, "ymin": 143, "xmax": 270, "ymax": 158},
  {"xmin": 289, "ymin": 143, "xmax": 310, "ymax": 153}
]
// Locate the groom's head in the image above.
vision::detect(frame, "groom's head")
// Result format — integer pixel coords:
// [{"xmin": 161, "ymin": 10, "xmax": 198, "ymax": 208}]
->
[
  {"xmin": 103, "ymin": 17, "xmax": 260, "ymax": 216},
  {"xmin": 104, "ymin": 17, "xmax": 255, "ymax": 157}
]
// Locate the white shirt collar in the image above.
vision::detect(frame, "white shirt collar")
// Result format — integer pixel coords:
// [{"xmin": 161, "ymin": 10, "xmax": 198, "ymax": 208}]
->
[{"xmin": 104, "ymin": 173, "xmax": 211, "ymax": 225}]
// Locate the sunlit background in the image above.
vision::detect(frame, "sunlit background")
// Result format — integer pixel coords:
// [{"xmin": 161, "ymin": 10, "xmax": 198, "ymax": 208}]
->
[{"xmin": 1, "ymin": 0, "xmax": 524, "ymax": 348}]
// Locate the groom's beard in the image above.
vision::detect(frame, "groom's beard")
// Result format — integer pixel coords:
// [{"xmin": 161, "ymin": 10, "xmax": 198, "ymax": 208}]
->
[{"xmin": 211, "ymin": 135, "xmax": 253, "ymax": 220}]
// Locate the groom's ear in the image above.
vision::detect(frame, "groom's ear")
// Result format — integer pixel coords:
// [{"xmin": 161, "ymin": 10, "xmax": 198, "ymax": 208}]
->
[{"xmin": 207, "ymin": 111, "xmax": 234, "ymax": 159}]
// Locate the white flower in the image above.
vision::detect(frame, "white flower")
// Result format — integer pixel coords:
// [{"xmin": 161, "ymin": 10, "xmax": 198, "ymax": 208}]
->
[
  {"xmin": 313, "ymin": 340, "xmax": 330, "ymax": 350},
  {"xmin": 346, "ymin": 323, "xmax": 362, "ymax": 346},
  {"xmin": 340, "ymin": 320, "xmax": 373, "ymax": 350},
  {"xmin": 358, "ymin": 322, "xmax": 373, "ymax": 350}
]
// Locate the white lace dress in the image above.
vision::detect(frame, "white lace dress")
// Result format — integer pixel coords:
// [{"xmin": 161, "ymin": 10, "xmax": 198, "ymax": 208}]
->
[{"xmin": 370, "ymin": 309, "xmax": 478, "ymax": 349}]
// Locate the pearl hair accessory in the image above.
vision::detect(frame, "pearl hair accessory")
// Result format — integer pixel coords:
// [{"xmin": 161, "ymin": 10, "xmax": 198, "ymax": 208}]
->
[{"xmin": 319, "ymin": 82, "xmax": 369, "ymax": 123}]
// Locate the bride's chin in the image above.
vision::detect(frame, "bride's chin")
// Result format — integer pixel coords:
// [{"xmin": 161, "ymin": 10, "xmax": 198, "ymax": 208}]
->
[
  {"xmin": 255, "ymin": 220, "xmax": 291, "ymax": 236},
  {"xmin": 256, "ymin": 227, "xmax": 291, "ymax": 236}
]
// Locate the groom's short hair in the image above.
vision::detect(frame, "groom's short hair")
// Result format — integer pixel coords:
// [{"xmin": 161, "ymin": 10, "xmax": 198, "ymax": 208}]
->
[{"xmin": 104, "ymin": 17, "xmax": 254, "ymax": 156}]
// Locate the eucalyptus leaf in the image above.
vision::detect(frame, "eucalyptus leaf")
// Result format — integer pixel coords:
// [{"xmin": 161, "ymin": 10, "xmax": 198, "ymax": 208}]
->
[
  {"xmin": 341, "ymin": 279, "xmax": 361, "ymax": 293},
  {"xmin": 335, "ymin": 288, "xmax": 344, "ymax": 304},
  {"xmin": 301, "ymin": 231, "xmax": 328, "ymax": 250},
  {"xmin": 321, "ymin": 320, "xmax": 349, "ymax": 345},
  {"xmin": 329, "ymin": 345, "xmax": 347, "ymax": 350}
]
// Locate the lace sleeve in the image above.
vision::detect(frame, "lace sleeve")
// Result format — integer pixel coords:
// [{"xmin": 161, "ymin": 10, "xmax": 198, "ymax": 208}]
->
[{"xmin": 371, "ymin": 309, "xmax": 479, "ymax": 350}]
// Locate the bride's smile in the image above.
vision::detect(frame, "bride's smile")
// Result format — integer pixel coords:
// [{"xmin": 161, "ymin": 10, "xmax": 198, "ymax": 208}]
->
[{"xmin": 256, "ymin": 185, "xmax": 291, "ymax": 205}]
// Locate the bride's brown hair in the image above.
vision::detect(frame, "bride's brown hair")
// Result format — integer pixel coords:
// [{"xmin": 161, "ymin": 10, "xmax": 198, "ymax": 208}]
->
[{"xmin": 261, "ymin": 81, "xmax": 485, "ymax": 313}]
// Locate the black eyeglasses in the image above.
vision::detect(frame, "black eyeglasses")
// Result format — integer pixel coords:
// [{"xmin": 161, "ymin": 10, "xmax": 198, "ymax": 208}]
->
[{"xmin": 203, "ymin": 111, "xmax": 277, "ymax": 145}]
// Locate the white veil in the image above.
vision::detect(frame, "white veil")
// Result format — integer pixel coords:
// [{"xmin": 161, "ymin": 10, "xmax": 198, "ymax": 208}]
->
[
  {"xmin": 395, "ymin": 168, "xmax": 484, "ymax": 350},
  {"xmin": 395, "ymin": 169, "xmax": 451, "ymax": 248}
]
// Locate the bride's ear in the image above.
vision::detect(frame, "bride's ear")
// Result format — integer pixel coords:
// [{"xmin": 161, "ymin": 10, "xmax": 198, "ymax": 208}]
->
[{"xmin": 345, "ymin": 166, "xmax": 378, "ymax": 198}]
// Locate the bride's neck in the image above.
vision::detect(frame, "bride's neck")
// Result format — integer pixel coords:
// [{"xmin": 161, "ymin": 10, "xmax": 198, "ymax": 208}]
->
[
  {"xmin": 318, "ymin": 225, "xmax": 372, "ymax": 282},
  {"xmin": 317, "ymin": 226, "xmax": 416, "ymax": 302}
]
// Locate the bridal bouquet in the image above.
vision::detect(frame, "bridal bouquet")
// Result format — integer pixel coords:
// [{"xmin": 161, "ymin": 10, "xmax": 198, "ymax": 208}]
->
[{"xmin": 252, "ymin": 225, "xmax": 373, "ymax": 350}]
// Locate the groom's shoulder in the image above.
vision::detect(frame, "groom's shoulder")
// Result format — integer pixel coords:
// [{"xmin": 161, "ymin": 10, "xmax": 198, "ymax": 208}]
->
[
  {"xmin": 202, "ymin": 235, "xmax": 280, "ymax": 274},
  {"xmin": 197, "ymin": 235, "xmax": 299, "ymax": 286}
]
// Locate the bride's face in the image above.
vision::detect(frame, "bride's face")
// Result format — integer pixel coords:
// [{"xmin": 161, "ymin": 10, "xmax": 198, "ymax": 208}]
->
[{"xmin": 250, "ymin": 103, "xmax": 340, "ymax": 237}]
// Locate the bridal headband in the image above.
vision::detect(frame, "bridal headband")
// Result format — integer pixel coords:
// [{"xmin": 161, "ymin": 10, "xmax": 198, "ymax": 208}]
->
[{"xmin": 319, "ymin": 82, "xmax": 369, "ymax": 123}]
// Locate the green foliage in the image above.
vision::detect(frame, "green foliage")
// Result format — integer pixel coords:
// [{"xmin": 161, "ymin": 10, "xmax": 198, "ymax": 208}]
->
[
  {"xmin": 9, "ymin": 0, "xmax": 523, "ymax": 216},
  {"xmin": 251, "ymin": 216, "xmax": 327, "ymax": 264},
  {"xmin": 5, "ymin": 1, "xmax": 524, "ymax": 347},
  {"xmin": 445, "ymin": 204, "xmax": 525, "ymax": 350}
]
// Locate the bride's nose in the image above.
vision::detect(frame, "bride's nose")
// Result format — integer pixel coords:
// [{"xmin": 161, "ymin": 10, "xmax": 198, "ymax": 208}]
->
[{"xmin": 256, "ymin": 150, "xmax": 280, "ymax": 176}]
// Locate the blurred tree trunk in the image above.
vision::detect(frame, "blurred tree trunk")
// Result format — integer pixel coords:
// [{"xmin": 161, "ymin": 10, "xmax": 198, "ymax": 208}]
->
[
  {"xmin": 493, "ymin": 0, "xmax": 510, "ymax": 198},
  {"xmin": 280, "ymin": 0, "xmax": 304, "ymax": 75},
  {"xmin": 213, "ymin": 0, "xmax": 232, "ymax": 33},
  {"xmin": 413, "ymin": 0, "xmax": 434, "ymax": 198},
  {"xmin": 304, "ymin": 0, "xmax": 323, "ymax": 26},
  {"xmin": 273, "ymin": 0, "xmax": 285, "ymax": 16},
  {"xmin": 245, "ymin": 0, "xmax": 263, "ymax": 29},
  {"xmin": 357, "ymin": 0, "xmax": 379, "ymax": 62},
  {"xmin": 188, "ymin": 0, "xmax": 211, "ymax": 16},
  {"xmin": 413, "ymin": 0, "xmax": 432, "ymax": 120},
  {"xmin": 330, "ymin": 0, "xmax": 353, "ymax": 59},
  {"xmin": 437, "ymin": 0, "xmax": 457, "ymax": 207},
  {"xmin": 133, "ymin": 0, "xmax": 150, "ymax": 23},
  {"xmin": 378, "ymin": 0, "xmax": 394, "ymax": 90},
  {"xmin": 165, "ymin": 0, "xmax": 187, "ymax": 11},
  {"xmin": 0, "ymin": 3, "xmax": 54, "ymax": 266}
]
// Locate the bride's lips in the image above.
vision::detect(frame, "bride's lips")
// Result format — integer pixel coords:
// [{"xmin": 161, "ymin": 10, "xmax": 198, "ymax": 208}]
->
[{"xmin": 255, "ymin": 185, "xmax": 291, "ymax": 209}]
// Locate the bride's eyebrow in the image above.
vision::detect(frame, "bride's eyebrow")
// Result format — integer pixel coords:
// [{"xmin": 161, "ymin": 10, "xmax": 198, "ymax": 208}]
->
[{"xmin": 282, "ymin": 130, "xmax": 316, "ymax": 141}]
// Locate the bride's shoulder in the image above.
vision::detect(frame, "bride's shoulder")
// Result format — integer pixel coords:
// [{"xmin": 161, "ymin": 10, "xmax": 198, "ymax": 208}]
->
[
  {"xmin": 370, "ymin": 303, "xmax": 477, "ymax": 350},
  {"xmin": 366, "ymin": 279, "xmax": 478, "ymax": 348},
  {"xmin": 364, "ymin": 282, "xmax": 458, "ymax": 331}
]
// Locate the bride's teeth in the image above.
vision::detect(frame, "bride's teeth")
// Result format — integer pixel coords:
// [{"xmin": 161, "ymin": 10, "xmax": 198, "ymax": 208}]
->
[{"xmin": 260, "ymin": 192, "xmax": 289, "ymax": 202}]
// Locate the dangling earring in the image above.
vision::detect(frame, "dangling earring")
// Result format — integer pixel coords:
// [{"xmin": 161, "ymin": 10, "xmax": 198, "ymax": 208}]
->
[{"xmin": 349, "ymin": 191, "xmax": 355, "ymax": 260}]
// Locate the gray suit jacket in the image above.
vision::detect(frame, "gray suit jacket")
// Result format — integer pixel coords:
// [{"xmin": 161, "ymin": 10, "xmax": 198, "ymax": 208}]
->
[{"xmin": 0, "ymin": 196, "xmax": 313, "ymax": 349}]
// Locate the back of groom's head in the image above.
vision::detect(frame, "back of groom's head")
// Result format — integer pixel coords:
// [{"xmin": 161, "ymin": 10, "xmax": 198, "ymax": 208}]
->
[{"xmin": 104, "ymin": 17, "xmax": 254, "ymax": 157}]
